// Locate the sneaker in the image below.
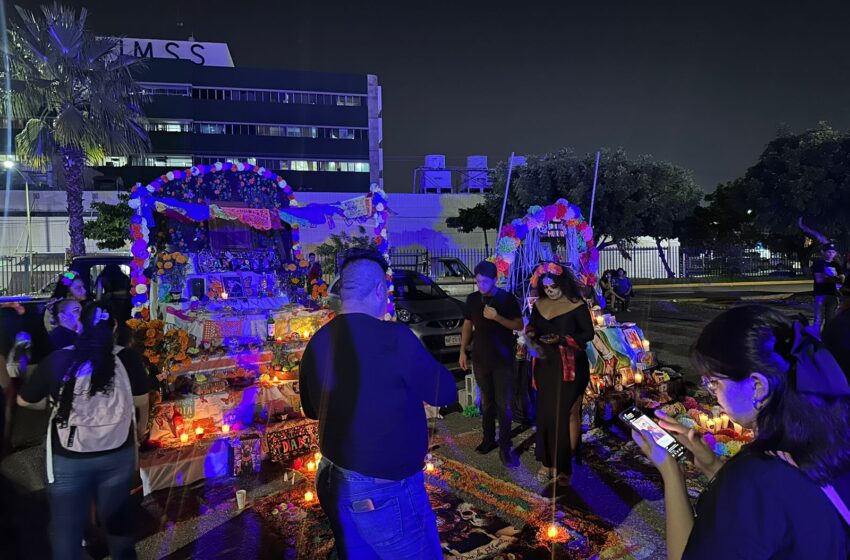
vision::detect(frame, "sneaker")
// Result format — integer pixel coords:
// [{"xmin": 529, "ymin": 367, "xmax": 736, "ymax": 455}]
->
[
  {"xmin": 475, "ymin": 440, "xmax": 498, "ymax": 455},
  {"xmin": 499, "ymin": 448, "xmax": 520, "ymax": 468}
]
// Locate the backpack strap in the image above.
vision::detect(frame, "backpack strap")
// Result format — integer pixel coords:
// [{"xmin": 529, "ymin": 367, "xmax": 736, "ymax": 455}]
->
[{"xmin": 772, "ymin": 451, "xmax": 850, "ymax": 526}]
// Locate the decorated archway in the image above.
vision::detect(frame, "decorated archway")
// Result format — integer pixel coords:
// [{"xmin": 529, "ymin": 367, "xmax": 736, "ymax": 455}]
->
[{"xmin": 492, "ymin": 198, "xmax": 599, "ymax": 310}]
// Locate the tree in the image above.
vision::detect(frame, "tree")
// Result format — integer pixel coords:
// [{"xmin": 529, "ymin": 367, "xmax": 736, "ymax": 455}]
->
[
  {"xmin": 314, "ymin": 226, "xmax": 374, "ymax": 277},
  {"xmin": 635, "ymin": 157, "xmax": 702, "ymax": 277},
  {"xmin": 735, "ymin": 122, "xmax": 850, "ymax": 271},
  {"xmin": 445, "ymin": 202, "xmax": 499, "ymax": 252},
  {"xmin": 486, "ymin": 148, "xmax": 701, "ymax": 273},
  {"xmin": 2, "ymin": 4, "xmax": 149, "ymax": 256},
  {"xmin": 84, "ymin": 192, "xmax": 133, "ymax": 250}
]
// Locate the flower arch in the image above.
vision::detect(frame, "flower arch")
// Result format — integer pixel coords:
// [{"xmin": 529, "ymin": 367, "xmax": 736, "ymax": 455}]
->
[
  {"xmin": 127, "ymin": 162, "xmax": 301, "ymax": 317},
  {"xmin": 493, "ymin": 198, "xmax": 599, "ymax": 288}
]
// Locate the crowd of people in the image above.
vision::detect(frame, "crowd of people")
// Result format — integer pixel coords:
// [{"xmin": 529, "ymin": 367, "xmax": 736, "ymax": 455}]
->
[
  {"xmin": 301, "ymin": 249, "xmax": 849, "ymax": 559},
  {"xmin": 1, "ymin": 243, "xmax": 848, "ymax": 559}
]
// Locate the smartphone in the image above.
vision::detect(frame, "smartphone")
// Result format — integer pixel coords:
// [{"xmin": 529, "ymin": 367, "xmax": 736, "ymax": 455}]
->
[{"xmin": 619, "ymin": 405, "xmax": 687, "ymax": 460}]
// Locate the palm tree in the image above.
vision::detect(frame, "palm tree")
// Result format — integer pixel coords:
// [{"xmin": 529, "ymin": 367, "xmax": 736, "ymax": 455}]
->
[{"xmin": 1, "ymin": 3, "xmax": 149, "ymax": 256}]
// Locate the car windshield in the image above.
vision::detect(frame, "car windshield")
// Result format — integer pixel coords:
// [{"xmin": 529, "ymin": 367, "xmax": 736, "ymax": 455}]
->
[
  {"xmin": 435, "ymin": 259, "xmax": 472, "ymax": 278},
  {"xmin": 393, "ymin": 274, "xmax": 448, "ymax": 300}
]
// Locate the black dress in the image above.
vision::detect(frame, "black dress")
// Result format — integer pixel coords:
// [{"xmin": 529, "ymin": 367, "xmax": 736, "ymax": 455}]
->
[
  {"xmin": 684, "ymin": 449, "xmax": 850, "ymax": 559},
  {"xmin": 529, "ymin": 302, "xmax": 595, "ymax": 476}
]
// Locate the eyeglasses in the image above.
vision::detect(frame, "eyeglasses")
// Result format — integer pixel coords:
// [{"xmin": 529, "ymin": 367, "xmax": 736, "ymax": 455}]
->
[{"xmin": 701, "ymin": 376, "xmax": 722, "ymax": 395}]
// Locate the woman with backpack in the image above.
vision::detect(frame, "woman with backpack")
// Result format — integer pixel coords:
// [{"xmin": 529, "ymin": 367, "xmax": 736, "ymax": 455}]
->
[
  {"xmin": 632, "ymin": 305, "xmax": 850, "ymax": 559},
  {"xmin": 17, "ymin": 302, "xmax": 150, "ymax": 560}
]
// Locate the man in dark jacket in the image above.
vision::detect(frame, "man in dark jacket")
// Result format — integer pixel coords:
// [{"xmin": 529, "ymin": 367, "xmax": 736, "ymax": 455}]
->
[{"xmin": 300, "ymin": 249, "xmax": 456, "ymax": 559}]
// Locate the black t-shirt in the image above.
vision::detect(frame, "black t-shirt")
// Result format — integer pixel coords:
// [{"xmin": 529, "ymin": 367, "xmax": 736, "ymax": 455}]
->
[
  {"xmin": 19, "ymin": 346, "xmax": 151, "ymax": 458},
  {"xmin": 684, "ymin": 449, "xmax": 850, "ymax": 559},
  {"xmin": 299, "ymin": 313, "xmax": 457, "ymax": 480},
  {"xmin": 48, "ymin": 326, "xmax": 78, "ymax": 352},
  {"xmin": 464, "ymin": 289, "xmax": 522, "ymax": 367},
  {"xmin": 812, "ymin": 258, "xmax": 844, "ymax": 297}
]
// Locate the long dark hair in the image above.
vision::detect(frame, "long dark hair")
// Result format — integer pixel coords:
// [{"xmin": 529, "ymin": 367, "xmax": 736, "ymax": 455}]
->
[
  {"xmin": 691, "ymin": 305, "xmax": 850, "ymax": 485},
  {"xmin": 55, "ymin": 303, "xmax": 117, "ymax": 426},
  {"xmin": 49, "ymin": 271, "xmax": 80, "ymax": 300},
  {"xmin": 540, "ymin": 269, "xmax": 582, "ymax": 302}
]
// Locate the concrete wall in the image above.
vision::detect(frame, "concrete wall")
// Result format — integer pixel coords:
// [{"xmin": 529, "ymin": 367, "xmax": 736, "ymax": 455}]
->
[
  {"xmin": 296, "ymin": 193, "xmax": 489, "ymax": 252},
  {"xmin": 0, "ymin": 191, "xmax": 488, "ymax": 256}
]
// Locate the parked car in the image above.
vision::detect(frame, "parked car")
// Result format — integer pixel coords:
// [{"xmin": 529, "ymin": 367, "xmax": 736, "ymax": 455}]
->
[
  {"xmin": 429, "ymin": 257, "xmax": 477, "ymax": 300},
  {"xmin": 38, "ymin": 253, "xmax": 132, "ymax": 297},
  {"xmin": 330, "ymin": 269, "xmax": 465, "ymax": 367}
]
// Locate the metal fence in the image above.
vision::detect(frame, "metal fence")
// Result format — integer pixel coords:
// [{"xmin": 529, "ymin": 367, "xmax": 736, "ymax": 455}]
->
[{"xmin": 0, "ymin": 253, "xmax": 67, "ymax": 296}]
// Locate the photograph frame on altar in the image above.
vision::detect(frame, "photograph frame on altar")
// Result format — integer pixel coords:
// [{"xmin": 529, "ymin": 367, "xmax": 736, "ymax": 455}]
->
[
  {"xmin": 242, "ymin": 273, "xmax": 256, "ymax": 297},
  {"xmin": 623, "ymin": 328, "xmax": 643, "ymax": 351},
  {"xmin": 185, "ymin": 274, "xmax": 207, "ymax": 300},
  {"xmin": 222, "ymin": 275, "xmax": 244, "ymax": 298}
]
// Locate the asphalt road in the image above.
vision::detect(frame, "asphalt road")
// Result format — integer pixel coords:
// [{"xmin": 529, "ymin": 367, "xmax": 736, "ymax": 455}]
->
[{"xmin": 633, "ymin": 280, "xmax": 810, "ymax": 302}]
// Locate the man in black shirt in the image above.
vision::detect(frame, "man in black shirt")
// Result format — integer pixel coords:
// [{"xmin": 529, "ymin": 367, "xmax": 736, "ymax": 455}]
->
[
  {"xmin": 300, "ymin": 249, "xmax": 456, "ymax": 559},
  {"xmin": 460, "ymin": 261, "xmax": 523, "ymax": 468},
  {"xmin": 812, "ymin": 242, "xmax": 845, "ymax": 333}
]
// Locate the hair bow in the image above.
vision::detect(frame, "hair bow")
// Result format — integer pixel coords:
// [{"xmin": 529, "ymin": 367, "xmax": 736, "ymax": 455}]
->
[{"xmin": 789, "ymin": 321, "xmax": 850, "ymax": 397}]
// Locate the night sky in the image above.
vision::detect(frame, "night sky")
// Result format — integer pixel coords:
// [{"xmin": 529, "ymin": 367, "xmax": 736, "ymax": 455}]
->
[{"xmin": 14, "ymin": 0, "xmax": 850, "ymax": 193}]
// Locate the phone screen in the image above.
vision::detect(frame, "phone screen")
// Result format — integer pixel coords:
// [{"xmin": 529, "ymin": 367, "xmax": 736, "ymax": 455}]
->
[{"xmin": 620, "ymin": 406, "xmax": 686, "ymax": 459}]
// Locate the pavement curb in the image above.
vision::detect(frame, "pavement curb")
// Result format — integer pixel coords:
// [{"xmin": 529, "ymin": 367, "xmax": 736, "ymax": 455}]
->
[{"xmin": 634, "ymin": 280, "xmax": 809, "ymax": 290}]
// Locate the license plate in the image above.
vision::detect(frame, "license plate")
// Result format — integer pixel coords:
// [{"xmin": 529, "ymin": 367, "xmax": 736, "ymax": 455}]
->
[{"xmin": 444, "ymin": 335, "xmax": 461, "ymax": 347}]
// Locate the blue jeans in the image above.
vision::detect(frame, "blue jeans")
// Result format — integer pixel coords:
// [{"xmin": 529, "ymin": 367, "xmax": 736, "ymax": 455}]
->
[
  {"xmin": 316, "ymin": 458, "xmax": 442, "ymax": 560},
  {"xmin": 48, "ymin": 444, "xmax": 138, "ymax": 560}
]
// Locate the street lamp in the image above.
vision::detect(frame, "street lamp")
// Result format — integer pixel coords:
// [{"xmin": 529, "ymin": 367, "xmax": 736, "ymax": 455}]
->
[{"xmin": 3, "ymin": 160, "xmax": 33, "ymax": 292}]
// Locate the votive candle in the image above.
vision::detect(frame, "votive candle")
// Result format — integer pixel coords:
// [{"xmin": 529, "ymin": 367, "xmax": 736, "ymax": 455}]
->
[
  {"xmin": 303, "ymin": 491, "xmax": 314, "ymax": 502},
  {"xmin": 547, "ymin": 525, "xmax": 559, "ymax": 540},
  {"xmin": 642, "ymin": 340, "xmax": 650, "ymax": 352},
  {"xmin": 180, "ymin": 433, "xmax": 189, "ymax": 443},
  {"xmin": 314, "ymin": 451, "xmax": 322, "ymax": 462},
  {"xmin": 425, "ymin": 462, "xmax": 435, "ymax": 473},
  {"xmin": 195, "ymin": 427, "xmax": 204, "ymax": 437},
  {"xmin": 634, "ymin": 372, "xmax": 644, "ymax": 385},
  {"xmin": 306, "ymin": 461, "xmax": 316, "ymax": 472},
  {"xmin": 221, "ymin": 424, "xmax": 231, "ymax": 434},
  {"xmin": 699, "ymin": 413, "xmax": 709, "ymax": 429},
  {"xmin": 720, "ymin": 413, "xmax": 729, "ymax": 430}
]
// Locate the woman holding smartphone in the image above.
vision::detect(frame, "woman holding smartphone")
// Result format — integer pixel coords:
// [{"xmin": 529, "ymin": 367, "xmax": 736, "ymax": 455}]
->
[{"xmin": 633, "ymin": 305, "xmax": 850, "ymax": 559}]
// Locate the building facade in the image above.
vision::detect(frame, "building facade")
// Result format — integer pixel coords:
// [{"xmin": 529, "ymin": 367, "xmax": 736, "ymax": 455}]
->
[{"xmin": 2, "ymin": 38, "xmax": 383, "ymax": 195}]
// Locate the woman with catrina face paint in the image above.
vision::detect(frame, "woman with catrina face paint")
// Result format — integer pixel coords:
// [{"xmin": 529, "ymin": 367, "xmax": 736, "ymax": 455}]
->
[{"xmin": 525, "ymin": 263, "xmax": 595, "ymax": 495}]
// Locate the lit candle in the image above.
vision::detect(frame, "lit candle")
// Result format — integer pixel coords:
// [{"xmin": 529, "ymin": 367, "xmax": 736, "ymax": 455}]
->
[
  {"xmin": 547, "ymin": 525, "xmax": 559, "ymax": 540},
  {"xmin": 706, "ymin": 419, "xmax": 716, "ymax": 433},
  {"xmin": 634, "ymin": 372, "xmax": 644, "ymax": 385},
  {"xmin": 180, "ymin": 433, "xmax": 189, "ymax": 443},
  {"xmin": 314, "ymin": 451, "xmax": 322, "ymax": 462},
  {"xmin": 303, "ymin": 491, "xmax": 314, "ymax": 502},
  {"xmin": 306, "ymin": 461, "xmax": 316, "ymax": 472},
  {"xmin": 301, "ymin": 330, "xmax": 310, "ymax": 338},
  {"xmin": 642, "ymin": 340, "xmax": 650, "ymax": 352},
  {"xmin": 221, "ymin": 424, "xmax": 231, "ymax": 434},
  {"xmin": 195, "ymin": 427, "xmax": 204, "ymax": 437},
  {"xmin": 425, "ymin": 462, "xmax": 435, "ymax": 473},
  {"xmin": 595, "ymin": 316, "xmax": 605, "ymax": 327},
  {"xmin": 276, "ymin": 336, "xmax": 283, "ymax": 343},
  {"xmin": 732, "ymin": 421, "xmax": 743, "ymax": 434},
  {"xmin": 699, "ymin": 413, "xmax": 709, "ymax": 429},
  {"xmin": 720, "ymin": 413, "xmax": 729, "ymax": 430},
  {"xmin": 221, "ymin": 291, "xmax": 229, "ymax": 300}
]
